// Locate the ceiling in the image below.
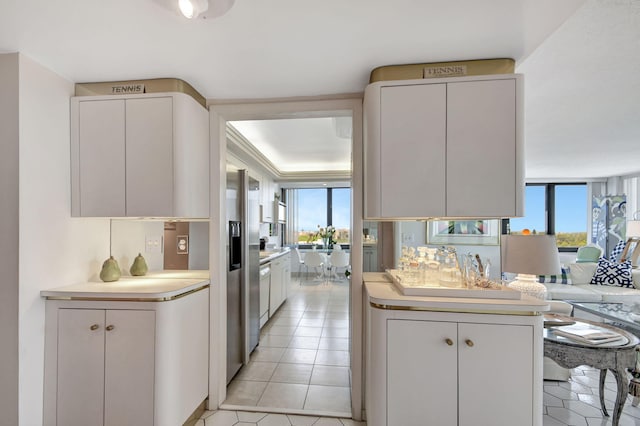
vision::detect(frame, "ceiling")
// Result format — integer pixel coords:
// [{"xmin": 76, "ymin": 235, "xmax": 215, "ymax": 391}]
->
[{"xmin": 2, "ymin": 0, "xmax": 639, "ymax": 180}]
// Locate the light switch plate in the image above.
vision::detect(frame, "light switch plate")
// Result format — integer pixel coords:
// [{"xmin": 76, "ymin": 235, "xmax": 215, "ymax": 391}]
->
[{"xmin": 145, "ymin": 235, "xmax": 163, "ymax": 253}]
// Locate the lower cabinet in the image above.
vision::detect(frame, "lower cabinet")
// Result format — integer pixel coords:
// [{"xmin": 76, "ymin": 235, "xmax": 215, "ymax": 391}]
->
[
  {"xmin": 363, "ymin": 245, "xmax": 378, "ymax": 272},
  {"xmin": 44, "ymin": 287, "xmax": 209, "ymax": 426},
  {"xmin": 57, "ymin": 309, "xmax": 155, "ymax": 426},
  {"xmin": 268, "ymin": 253, "xmax": 291, "ymax": 317},
  {"xmin": 387, "ymin": 319, "xmax": 533, "ymax": 426},
  {"xmin": 366, "ymin": 304, "xmax": 542, "ymax": 426}
]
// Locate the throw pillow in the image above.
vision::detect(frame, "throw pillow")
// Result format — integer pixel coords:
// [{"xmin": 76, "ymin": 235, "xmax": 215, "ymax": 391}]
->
[
  {"xmin": 609, "ymin": 240, "xmax": 627, "ymax": 262},
  {"xmin": 539, "ymin": 267, "xmax": 572, "ymax": 285},
  {"xmin": 590, "ymin": 257, "xmax": 633, "ymax": 287}
]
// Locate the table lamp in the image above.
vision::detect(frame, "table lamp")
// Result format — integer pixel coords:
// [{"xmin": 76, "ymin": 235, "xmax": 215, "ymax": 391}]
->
[{"xmin": 501, "ymin": 234, "xmax": 561, "ymax": 299}]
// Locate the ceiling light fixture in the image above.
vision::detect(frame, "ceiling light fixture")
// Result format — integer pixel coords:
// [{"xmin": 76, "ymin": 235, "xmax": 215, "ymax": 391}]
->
[
  {"xmin": 178, "ymin": 0, "xmax": 208, "ymax": 18},
  {"xmin": 173, "ymin": 0, "xmax": 235, "ymax": 19}
]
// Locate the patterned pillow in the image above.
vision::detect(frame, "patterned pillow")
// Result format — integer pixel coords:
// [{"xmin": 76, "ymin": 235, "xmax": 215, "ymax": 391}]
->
[
  {"xmin": 590, "ymin": 257, "xmax": 633, "ymax": 287},
  {"xmin": 609, "ymin": 240, "xmax": 627, "ymax": 262},
  {"xmin": 539, "ymin": 267, "xmax": 572, "ymax": 285}
]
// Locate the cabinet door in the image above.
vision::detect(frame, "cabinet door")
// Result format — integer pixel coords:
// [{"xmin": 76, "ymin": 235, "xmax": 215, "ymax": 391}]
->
[
  {"xmin": 104, "ymin": 310, "xmax": 155, "ymax": 426},
  {"xmin": 379, "ymin": 84, "xmax": 446, "ymax": 218},
  {"xmin": 281, "ymin": 254, "xmax": 290, "ymax": 301},
  {"xmin": 262, "ymin": 177, "xmax": 274, "ymax": 222},
  {"xmin": 387, "ymin": 319, "xmax": 457, "ymax": 426},
  {"xmin": 77, "ymin": 100, "xmax": 126, "ymax": 216},
  {"xmin": 458, "ymin": 322, "xmax": 533, "ymax": 426},
  {"xmin": 125, "ymin": 97, "xmax": 174, "ymax": 217},
  {"xmin": 446, "ymin": 79, "xmax": 517, "ymax": 217},
  {"xmin": 57, "ymin": 309, "xmax": 106, "ymax": 426},
  {"xmin": 269, "ymin": 259, "xmax": 283, "ymax": 314}
]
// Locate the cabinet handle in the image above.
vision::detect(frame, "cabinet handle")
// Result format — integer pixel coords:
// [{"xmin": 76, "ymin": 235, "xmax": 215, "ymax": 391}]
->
[
  {"xmin": 106, "ymin": 325, "xmax": 115, "ymax": 331},
  {"xmin": 90, "ymin": 324, "xmax": 99, "ymax": 331},
  {"xmin": 465, "ymin": 339, "xmax": 474, "ymax": 347},
  {"xmin": 445, "ymin": 338, "xmax": 454, "ymax": 346}
]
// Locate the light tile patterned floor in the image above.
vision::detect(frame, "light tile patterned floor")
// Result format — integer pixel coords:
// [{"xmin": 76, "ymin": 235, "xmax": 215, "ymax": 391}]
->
[
  {"xmin": 197, "ymin": 410, "xmax": 366, "ymax": 426},
  {"xmin": 543, "ymin": 366, "xmax": 640, "ymax": 425},
  {"xmin": 224, "ymin": 274, "xmax": 351, "ymax": 416}
]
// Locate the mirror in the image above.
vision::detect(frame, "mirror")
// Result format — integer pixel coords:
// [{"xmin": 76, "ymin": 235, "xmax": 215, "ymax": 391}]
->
[
  {"xmin": 363, "ymin": 220, "xmax": 502, "ymax": 280},
  {"xmin": 110, "ymin": 220, "xmax": 209, "ymax": 272}
]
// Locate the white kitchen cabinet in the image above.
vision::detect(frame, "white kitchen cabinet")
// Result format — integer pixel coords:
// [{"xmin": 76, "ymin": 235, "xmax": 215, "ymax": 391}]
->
[
  {"xmin": 387, "ymin": 319, "xmax": 533, "ymax": 426},
  {"xmin": 365, "ymin": 281, "xmax": 545, "ymax": 426},
  {"xmin": 269, "ymin": 257, "xmax": 283, "ymax": 315},
  {"xmin": 268, "ymin": 252, "xmax": 291, "ymax": 317},
  {"xmin": 57, "ymin": 309, "xmax": 155, "ymax": 426},
  {"xmin": 260, "ymin": 174, "xmax": 275, "ymax": 223},
  {"xmin": 71, "ymin": 92, "xmax": 209, "ymax": 218},
  {"xmin": 363, "ymin": 244, "xmax": 378, "ymax": 272},
  {"xmin": 363, "ymin": 74, "xmax": 523, "ymax": 219},
  {"xmin": 43, "ymin": 285, "xmax": 209, "ymax": 426}
]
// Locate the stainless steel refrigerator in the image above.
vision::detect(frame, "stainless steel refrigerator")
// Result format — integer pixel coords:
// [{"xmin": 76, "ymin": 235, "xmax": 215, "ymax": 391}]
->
[{"xmin": 226, "ymin": 166, "xmax": 260, "ymax": 383}]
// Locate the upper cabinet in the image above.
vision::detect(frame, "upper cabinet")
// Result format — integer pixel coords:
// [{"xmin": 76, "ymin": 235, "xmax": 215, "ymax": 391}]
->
[
  {"xmin": 71, "ymin": 92, "xmax": 209, "ymax": 218},
  {"xmin": 260, "ymin": 174, "xmax": 275, "ymax": 223},
  {"xmin": 363, "ymin": 74, "xmax": 524, "ymax": 220}
]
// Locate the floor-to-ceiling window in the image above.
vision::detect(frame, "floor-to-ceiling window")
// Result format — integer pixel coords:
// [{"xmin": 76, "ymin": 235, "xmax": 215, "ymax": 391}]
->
[
  {"xmin": 508, "ymin": 183, "xmax": 587, "ymax": 251},
  {"xmin": 289, "ymin": 187, "xmax": 351, "ymax": 247}
]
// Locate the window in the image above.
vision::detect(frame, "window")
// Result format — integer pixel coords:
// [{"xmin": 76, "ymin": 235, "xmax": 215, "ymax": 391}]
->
[
  {"xmin": 290, "ymin": 187, "xmax": 351, "ymax": 246},
  {"xmin": 507, "ymin": 183, "xmax": 587, "ymax": 251},
  {"xmin": 509, "ymin": 185, "xmax": 546, "ymax": 234},
  {"xmin": 554, "ymin": 185, "xmax": 587, "ymax": 248}
]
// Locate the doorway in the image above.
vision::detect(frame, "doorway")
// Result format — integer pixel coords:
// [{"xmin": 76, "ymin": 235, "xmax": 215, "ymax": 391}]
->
[{"xmin": 208, "ymin": 98, "xmax": 364, "ymax": 420}]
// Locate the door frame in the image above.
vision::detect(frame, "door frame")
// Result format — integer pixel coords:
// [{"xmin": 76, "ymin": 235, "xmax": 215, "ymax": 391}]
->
[{"xmin": 207, "ymin": 96, "xmax": 364, "ymax": 420}]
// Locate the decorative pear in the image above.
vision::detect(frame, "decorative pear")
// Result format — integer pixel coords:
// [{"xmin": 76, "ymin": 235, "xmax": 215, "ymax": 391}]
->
[
  {"xmin": 99, "ymin": 256, "xmax": 121, "ymax": 282},
  {"xmin": 130, "ymin": 253, "xmax": 148, "ymax": 276}
]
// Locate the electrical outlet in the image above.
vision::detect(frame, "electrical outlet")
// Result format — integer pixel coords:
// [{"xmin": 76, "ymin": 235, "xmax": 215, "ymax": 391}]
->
[{"xmin": 145, "ymin": 235, "xmax": 163, "ymax": 253}]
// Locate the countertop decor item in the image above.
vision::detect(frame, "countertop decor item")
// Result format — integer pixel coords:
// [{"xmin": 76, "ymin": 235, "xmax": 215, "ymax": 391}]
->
[
  {"xmin": 99, "ymin": 256, "xmax": 121, "ymax": 282},
  {"xmin": 501, "ymin": 234, "xmax": 562, "ymax": 299},
  {"xmin": 130, "ymin": 253, "xmax": 148, "ymax": 276}
]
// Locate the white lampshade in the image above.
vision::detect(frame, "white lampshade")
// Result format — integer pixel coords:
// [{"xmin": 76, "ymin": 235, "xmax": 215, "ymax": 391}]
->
[
  {"xmin": 501, "ymin": 234, "xmax": 561, "ymax": 275},
  {"xmin": 628, "ymin": 221, "xmax": 640, "ymax": 238},
  {"xmin": 501, "ymin": 235, "xmax": 561, "ymax": 299}
]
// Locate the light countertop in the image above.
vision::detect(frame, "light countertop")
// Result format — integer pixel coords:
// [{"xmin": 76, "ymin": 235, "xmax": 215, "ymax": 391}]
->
[
  {"xmin": 365, "ymin": 273, "xmax": 549, "ymax": 313},
  {"xmin": 259, "ymin": 248, "xmax": 291, "ymax": 264},
  {"xmin": 41, "ymin": 271, "xmax": 209, "ymax": 300}
]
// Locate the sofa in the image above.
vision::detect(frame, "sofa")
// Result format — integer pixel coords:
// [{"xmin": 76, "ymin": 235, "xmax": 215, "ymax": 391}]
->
[
  {"xmin": 542, "ymin": 262, "xmax": 640, "ymax": 380},
  {"xmin": 542, "ymin": 262, "xmax": 640, "ymax": 303}
]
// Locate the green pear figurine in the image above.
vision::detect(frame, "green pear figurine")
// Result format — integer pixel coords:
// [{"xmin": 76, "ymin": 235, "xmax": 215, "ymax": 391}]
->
[
  {"xmin": 130, "ymin": 253, "xmax": 148, "ymax": 276},
  {"xmin": 100, "ymin": 256, "xmax": 121, "ymax": 282}
]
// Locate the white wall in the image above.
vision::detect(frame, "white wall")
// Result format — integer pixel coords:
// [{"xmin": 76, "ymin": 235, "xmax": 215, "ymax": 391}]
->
[
  {"xmin": 111, "ymin": 220, "xmax": 165, "ymax": 272},
  {"xmin": 0, "ymin": 52, "xmax": 20, "ymax": 426},
  {"xmin": 17, "ymin": 54, "xmax": 110, "ymax": 426}
]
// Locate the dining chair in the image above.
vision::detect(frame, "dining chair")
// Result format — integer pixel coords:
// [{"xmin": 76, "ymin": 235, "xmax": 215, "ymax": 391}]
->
[
  {"xmin": 329, "ymin": 250, "xmax": 350, "ymax": 281},
  {"xmin": 303, "ymin": 251, "xmax": 325, "ymax": 283}
]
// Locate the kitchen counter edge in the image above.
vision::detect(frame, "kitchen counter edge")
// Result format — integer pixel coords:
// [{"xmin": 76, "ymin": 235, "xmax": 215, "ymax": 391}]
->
[
  {"xmin": 41, "ymin": 277, "xmax": 210, "ymax": 301},
  {"xmin": 260, "ymin": 248, "xmax": 291, "ymax": 265}
]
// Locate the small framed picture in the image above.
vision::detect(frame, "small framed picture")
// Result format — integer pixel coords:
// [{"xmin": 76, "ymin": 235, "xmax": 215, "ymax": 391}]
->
[{"xmin": 426, "ymin": 220, "xmax": 500, "ymax": 246}]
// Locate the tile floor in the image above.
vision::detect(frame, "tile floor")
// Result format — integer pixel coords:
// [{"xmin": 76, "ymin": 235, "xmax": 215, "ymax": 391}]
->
[
  {"xmin": 223, "ymin": 273, "xmax": 351, "ymax": 417},
  {"xmin": 203, "ymin": 365, "xmax": 640, "ymax": 425},
  {"xmin": 543, "ymin": 366, "xmax": 640, "ymax": 425},
  {"xmin": 218, "ymin": 271, "xmax": 640, "ymax": 425},
  {"xmin": 197, "ymin": 410, "xmax": 365, "ymax": 426}
]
